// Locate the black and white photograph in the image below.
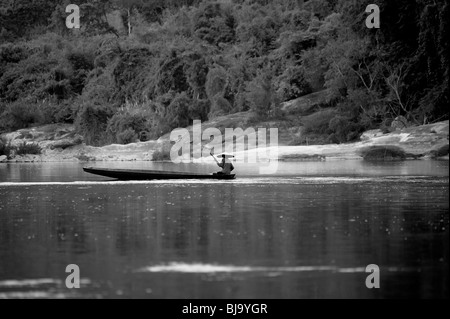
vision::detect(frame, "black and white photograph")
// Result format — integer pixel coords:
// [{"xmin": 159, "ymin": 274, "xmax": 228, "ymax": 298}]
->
[{"xmin": 0, "ymin": 0, "xmax": 448, "ymax": 302}]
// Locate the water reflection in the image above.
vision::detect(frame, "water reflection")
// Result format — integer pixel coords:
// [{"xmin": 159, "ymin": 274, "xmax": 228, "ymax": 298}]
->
[
  {"xmin": 0, "ymin": 160, "xmax": 449, "ymax": 183},
  {"xmin": 0, "ymin": 173, "xmax": 448, "ymax": 298}
]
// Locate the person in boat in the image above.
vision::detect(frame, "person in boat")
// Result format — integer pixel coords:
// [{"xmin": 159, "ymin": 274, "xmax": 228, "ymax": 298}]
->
[{"xmin": 216, "ymin": 154, "xmax": 235, "ymax": 175}]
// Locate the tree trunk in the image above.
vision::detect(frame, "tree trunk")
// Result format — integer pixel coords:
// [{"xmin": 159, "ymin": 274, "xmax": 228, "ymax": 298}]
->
[{"xmin": 127, "ymin": 9, "xmax": 131, "ymax": 36}]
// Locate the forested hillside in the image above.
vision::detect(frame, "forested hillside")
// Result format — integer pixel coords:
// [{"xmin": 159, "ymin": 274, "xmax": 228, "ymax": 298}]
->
[{"xmin": 0, "ymin": 0, "xmax": 448, "ymax": 146}]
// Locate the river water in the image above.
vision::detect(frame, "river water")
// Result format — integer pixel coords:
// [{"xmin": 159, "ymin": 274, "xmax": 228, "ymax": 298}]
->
[{"xmin": 0, "ymin": 160, "xmax": 448, "ymax": 299}]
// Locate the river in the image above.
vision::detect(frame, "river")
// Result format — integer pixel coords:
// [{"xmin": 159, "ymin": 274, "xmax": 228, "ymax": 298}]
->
[{"xmin": 0, "ymin": 160, "xmax": 448, "ymax": 299}]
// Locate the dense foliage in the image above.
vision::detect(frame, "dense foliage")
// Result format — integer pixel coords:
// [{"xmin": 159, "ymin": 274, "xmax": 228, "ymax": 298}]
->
[
  {"xmin": 0, "ymin": 0, "xmax": 448, "ymax": 145},
  {"xmin": 0, "ymin": 137, "xmax": 41, "ymax": 157}
]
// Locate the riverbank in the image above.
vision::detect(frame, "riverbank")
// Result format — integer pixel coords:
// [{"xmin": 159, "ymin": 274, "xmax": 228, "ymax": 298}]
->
[{"xmin": 0, "ymin": 120, "xmax": 448, "ymax": 163}]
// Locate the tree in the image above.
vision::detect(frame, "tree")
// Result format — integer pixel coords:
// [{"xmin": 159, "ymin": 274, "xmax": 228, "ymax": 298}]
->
[
  {"xmin": 277, "ymin": 64, "xmax": 312, "ymax": 101},
  {"xmin": 0, "ymin": 0, "xmax": 57, "ymax": 38},
  {"xmin": 246, "ymin": 67, "xmax": 280, "ymax": 119},
  {"xmin": 193, "ymin": 2, "xmax": 236, "ymax": 46},
  {"xmin": 75, "ymin": 102, "xmax": 114, "ymax": 146},
  {"xmin": 384, "ymin": 63, "xmax": 413, "ymax": 120},
  {"xmin": 115, "ymin": 0, "xmax": 142, "ymax": 36},
  {"xmin": 164, "ymin": 92, "xmax": 191, "ymax": 129},
  {"xmin": 80, "ymin": 0, "xmax": 119, "ymax": 37},
  {"xmin": 184, "ymin": 53, "xmax": 209, "ymax": 100},
  {"xmin": 205, "ymin": 66, "xmax": 227, "ymax": 101}
]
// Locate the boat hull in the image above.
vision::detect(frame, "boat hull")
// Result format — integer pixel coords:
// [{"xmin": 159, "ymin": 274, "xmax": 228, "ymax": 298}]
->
[{"xmin": 83, "ymin": 167, "xmax": 236, "ymax": 180}]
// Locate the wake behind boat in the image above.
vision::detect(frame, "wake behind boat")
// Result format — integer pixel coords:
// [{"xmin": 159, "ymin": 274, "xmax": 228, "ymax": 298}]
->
[{"xmin": 83, "ymin": 167, "xmax": 236, "ymax": 180}]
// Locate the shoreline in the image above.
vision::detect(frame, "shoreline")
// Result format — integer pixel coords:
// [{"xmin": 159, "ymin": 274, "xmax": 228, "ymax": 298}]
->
[
  {"xmin": 2, "ymin": 148, "xmax": 448, "ymax": 164},
  {"xmin": 1, "ymin": 120, "xmax": 448, "ymax": 164},
  {"xmin": 1, "ymin": 157, "xmax": 448, "ymax": 165}
]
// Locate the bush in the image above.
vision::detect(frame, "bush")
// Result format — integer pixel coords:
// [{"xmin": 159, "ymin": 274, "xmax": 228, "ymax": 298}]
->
[
  {"xmin": 277, "ymin": 65, "xmax": 313, "ymax": 102},
  {"xmin": 15, "ymin": 142, "xmax": 42, "ymax": 156},
  {"xmin": 0, "ymin": 101, "xmax": 40, "ymax": 131},
  {"xmin": 0, "ymin": 97, "xmax": 74, "ymax": 132},
  {"xmin": 107, "ymin": 111, "xmax": 150, "ymax": 144},
  {"xmin": 328, "ymin": 115, "xmax": 363, "ymax": 143},
  {"xmin": 116, "ymin": 128, "xmax": 138, "ymax": 145},
  {"xmin": 75, "ymin": 103, "xmax": 114, "ymax": 146},
  {"xmin": 162, "ymin": 92, "xmax": 192, "ymax": 130},
  {"xmin": 380, "ymin": 118, "xmax": 395, "ymax": 134},
  {"xmin": 151, "ymin": 149, "xmax": 172, "ymax": 161},
  {"xmin": 0, "ymin": 43, "xmax": 30, "ymax": 66},
  {"xmin": 0, "ymin": 138, "xmax": 14, "ymax": 157},
  {"xmin": 66, "ymin": 50, "xmax": 95, "ymax": 72},
  {"xmin": 360, "ymin": 146, "xmax": 407, "ymax": 161},
  {"xmin": 112, "ymin": 48, "xmax": 155, "ymax": 101},
  {"xmin": 344, "ymin": 90, "xmax": 385, "ymax": 129},
  {"xmin": 429, "ymin": 145, "xmax": 449, "ymax": 158},
  {"xmin": 193, "ymin": 2, "xmax": 236, "ymax": 46},
  {"xmin": 302, "ymin": 108, "xmax": 338, "ymax": 135},
  {"xmin": 206, "ymin": 67, "xmax": 228, "ymax": 101},
  {"xmin": 0, "ymin": 51, "xmax": 57, "ymax": 103},
  {"xmin": 151, "ymin": 142, "xmax": 172, "ymax": 161},
  {"xmin": 246, "ymin": 68, "xmax": 281, "ymax": 119},
  {"xmin": 209, "ymin": 95, "xmax": 232, "ymax": 118},
  {"xmin": 189, "ymin": 99, "xmax": 210, "ymax": 122}
]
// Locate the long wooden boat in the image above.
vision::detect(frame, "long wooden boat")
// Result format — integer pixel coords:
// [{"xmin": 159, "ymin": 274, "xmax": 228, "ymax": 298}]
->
[{"xmin": 83, "ymin": 167, "xmax": 236, "ymax": 180}]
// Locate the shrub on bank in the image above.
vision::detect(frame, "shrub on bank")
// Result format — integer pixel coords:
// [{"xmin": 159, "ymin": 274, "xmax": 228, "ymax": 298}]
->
[
  {"xmin": 106, "ymin": 110, "xmax": 151, "ymax": 145},
  {"xmin": 0, "ymin": 101, "xmax": 39, "ymax": 131},
  {"xmin": 0, "ymin": 138, "xmax": 14, "ymax": 157},
  {"xmin": 0, "ymin": 140, "xmax": 42, "ymax": 157},
  {"xmin": 152, "ymin": 142, "xmax": 172, "ymax": 161},
  {"xmin": 302, "ymin": 108, "xmax": 337, "ymax": 135},
  {"xmin": 360, "ymin": 146, "xmax": 407, "ymax": 161},
  {"xmin": 116, "ymin": 128, "xmax": 138, "ymax": 145},
  {"xmin": 328, "ymin": 115, "xmax": 363, "ymax": 144},
  {"xmin": 75, "ymin": 103, "xmax": 114, "ymax": 146},
  {"xmin": 429, "ymin": 144, "xmax": 449, "ymax": 158},
  {"xmin": 152, "ymin": 149, "xmax": 171, "ymax": 161},
  {"xmin": 15, "ymin": 142, "xmax": 42, "ymax": 156}
]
